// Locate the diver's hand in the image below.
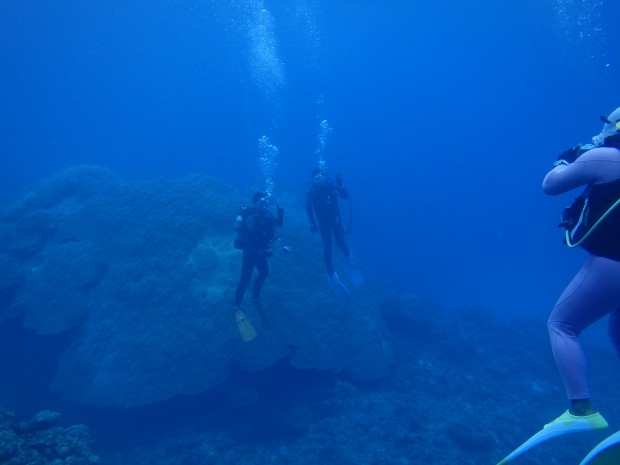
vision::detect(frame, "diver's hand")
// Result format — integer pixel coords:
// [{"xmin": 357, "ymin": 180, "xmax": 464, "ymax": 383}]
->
[
  {"xmin": 310, "ymin": 223, "xmax": 317, "ymax": 234},
  {"xmin": 556, "ymin": 145, "xmax": 582, "ymax": 165}
]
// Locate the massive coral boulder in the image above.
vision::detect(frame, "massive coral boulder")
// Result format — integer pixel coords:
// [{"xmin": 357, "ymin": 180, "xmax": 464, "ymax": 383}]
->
[{"xmin": 0, "ymin": 166, "xmax": 392, "ymax": 407}]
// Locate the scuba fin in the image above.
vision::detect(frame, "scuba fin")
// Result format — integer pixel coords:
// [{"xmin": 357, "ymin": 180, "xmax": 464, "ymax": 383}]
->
[
  {"xmin": 234, "ymin": 309, "xmax": 257, "ymax": 342},
  {"xmin": 329, "ymin": 272, "xmax": 353, "ymax": 304},
  {"xmin": 346, "ymin": 253, "xmax": 364, "ymax": 286},
  {"xmin": 579, "ymin": 430, "xmax": 620, "ymax": 465},
  {"xmin": 496, "ymin": 411, "xmax": 608, "ymax": 465}
]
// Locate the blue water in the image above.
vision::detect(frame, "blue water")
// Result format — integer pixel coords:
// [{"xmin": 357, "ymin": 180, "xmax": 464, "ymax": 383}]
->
[
  {"xmin": 1, "ymin": 1, "xmax": 620, "ymax": 462},
  {"xmin": 2, "ymin": 1, "xmax": 619, "ymax": 318}
]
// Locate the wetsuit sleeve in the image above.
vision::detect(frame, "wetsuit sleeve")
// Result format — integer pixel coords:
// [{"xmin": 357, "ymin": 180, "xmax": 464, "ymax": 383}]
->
[
  {"xmin": 306, "ymin": 190, "xmax": 316, "ymax": 225},
  {"xmin": 337, "ymin": 186, "xmax": 349, "ymax": 199},
  {"xmin": 542, "ymin": 147, "xmax": 620, "ymax": 196}
]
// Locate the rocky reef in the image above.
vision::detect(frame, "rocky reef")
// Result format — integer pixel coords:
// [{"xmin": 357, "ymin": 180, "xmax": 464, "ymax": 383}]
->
[
  {"xmin": 94, "ymin": 296, "xmax": 620, "ymax": 465},
  {"xmin": 3, "ymin": 166, "xmax": 619, "ymax": 465},
  {"xmin": 0, "ymin": 166, "xmax": 392, "ymax": 408},
  {"xmin": 0, "ymin": 407, "xmax": 98, "ymax": 465}
]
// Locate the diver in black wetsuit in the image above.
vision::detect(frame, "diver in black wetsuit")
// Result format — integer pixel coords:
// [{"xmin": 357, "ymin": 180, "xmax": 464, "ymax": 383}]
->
[
  {"xmin": 233, "ymin": 192, "xmax": 284, "ymax": 309},
  {"xmin": 306, "ymin": 169, "xmax": 363, "ymax": 301},
  {"xmin": 306, "ymin": 168, "xmax": 350, "ymax": 278}
]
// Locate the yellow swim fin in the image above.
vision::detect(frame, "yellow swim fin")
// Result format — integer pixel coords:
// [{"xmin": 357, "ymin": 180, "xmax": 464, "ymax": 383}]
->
[
  {"xmin": 497, "ymin": 411, "xmax": 608, "ymax": 465},
  {"xmin": 234, "ymin": 309, "xmax": 257, "ymax": 342}
]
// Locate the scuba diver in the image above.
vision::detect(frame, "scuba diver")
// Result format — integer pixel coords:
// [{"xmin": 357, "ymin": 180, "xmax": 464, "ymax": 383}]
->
[
  {"xmin": 496, "ymin": 108, "xmax": 620, "ymax": 465},
  {"xmin": 233, "ymin": 191, "xmax": 284, "ymax": 341},
  {"xmin": 306, "ymin": 168, "xmax": 363, "ymax": 303}
]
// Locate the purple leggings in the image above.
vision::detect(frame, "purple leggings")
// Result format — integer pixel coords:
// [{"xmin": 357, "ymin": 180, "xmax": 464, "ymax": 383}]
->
[{"xmin": 547, "ymin": 254, "xmax": 620, "ymax": 400}]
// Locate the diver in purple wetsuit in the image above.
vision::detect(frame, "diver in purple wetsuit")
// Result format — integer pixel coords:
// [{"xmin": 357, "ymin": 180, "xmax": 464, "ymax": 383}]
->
[
  {"xmin": 541, "ymin": 107, "xmax": 620, "ymax": 430},
  {"xmin": 496, "ymin": 111, "xmax": 620, "ymax": 465}
]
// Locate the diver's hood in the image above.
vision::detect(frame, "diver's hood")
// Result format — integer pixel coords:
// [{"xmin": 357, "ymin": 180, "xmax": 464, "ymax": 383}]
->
[{"xmin": 593, "ymin": 107, "xmax": 620, "ymax": 146}]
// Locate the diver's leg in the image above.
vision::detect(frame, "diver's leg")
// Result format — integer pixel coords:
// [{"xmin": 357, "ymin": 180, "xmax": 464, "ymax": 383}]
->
[
  {"xmin": 234, "ymin": 250, "xmax": 254, "ymax": 307},
  {"xmin": 318, "ymin": 220, "xmax": 334, "ymax": 276},
  {"xmin": 609, "ymin": 307, "xmax": 620, "ymax": 359},
  {"xmin": 547, "ymin": 255, "xmax": 620, "ymax": 413},
  {"xmin": 333, "ymin": 214, "xmax": 364, "ymax": 284},
  {"xmin": 333, "ymin": 214, "xmax": 350, "ymax": 257},
  {"xmin": 252, "ymin": 254, "xmax": 269, "ymax": 300}
]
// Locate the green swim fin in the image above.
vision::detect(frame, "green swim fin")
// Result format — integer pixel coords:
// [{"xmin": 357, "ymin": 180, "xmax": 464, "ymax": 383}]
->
[
  {"xmin": 497, "ymin": 411, "xmax": 608, "ymax": 465},
  {"xmin": 234, "ymin": 309, "xmax": 257, "ymax": 342},
  {"xmin": 579, "ymin": 431, "xmax": 620, "ymax": 465}
]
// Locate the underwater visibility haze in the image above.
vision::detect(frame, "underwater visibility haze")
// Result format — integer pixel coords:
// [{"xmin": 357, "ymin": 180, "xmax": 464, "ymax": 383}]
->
[{"xmin": 1, "ymin": 1, "xmax": 620, "ymax": 464}]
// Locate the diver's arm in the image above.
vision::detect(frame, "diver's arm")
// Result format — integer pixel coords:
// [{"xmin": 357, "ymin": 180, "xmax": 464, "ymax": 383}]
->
[
  {"xmin": 542, "ymin": 147, "xmax": 620, "ymax": 196},
  {"xmin": 334, "ymin": 173, "xmax": 349, "ymax": 199}
]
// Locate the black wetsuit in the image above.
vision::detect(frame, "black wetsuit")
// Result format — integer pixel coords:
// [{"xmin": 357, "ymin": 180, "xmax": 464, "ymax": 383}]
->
[
  {"xmin": 234, "ymin": 206, "xmax": 283, "ymax": 307},
  {"xmin": 306, "ymin": 180, "xmax": 350, "ymax": 276},
  {"xmin": 564, "ymin": 179, "xmax": 620, "ymax": 261}
]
